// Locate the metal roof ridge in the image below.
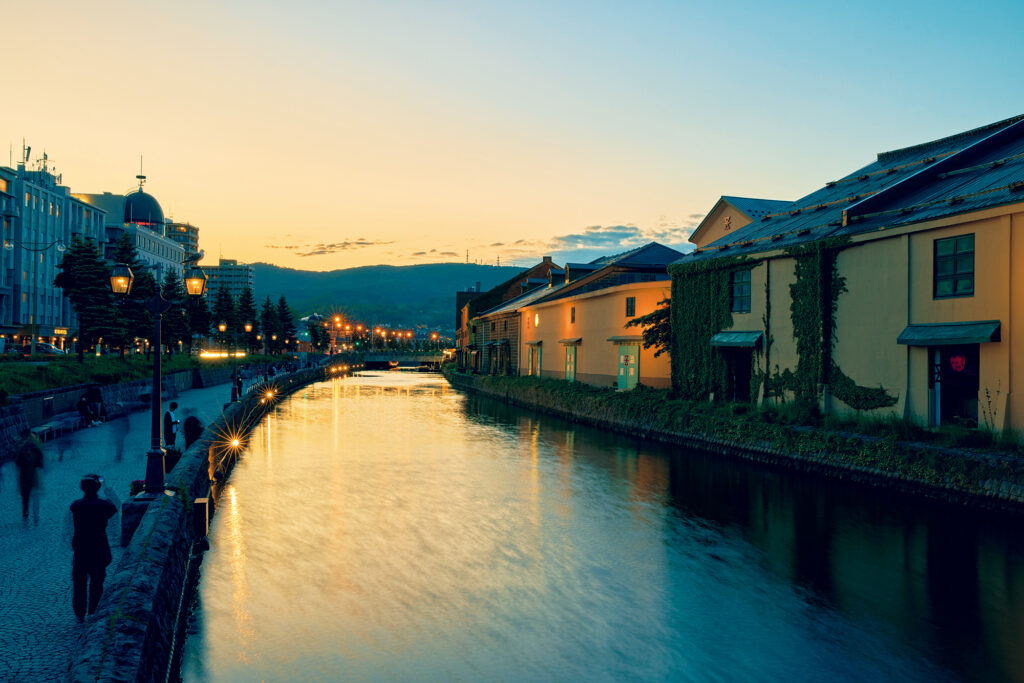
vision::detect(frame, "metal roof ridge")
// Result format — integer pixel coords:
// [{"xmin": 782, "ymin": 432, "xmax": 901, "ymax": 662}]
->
[
  {"xmin": 844, "ymin": 117, "xmax": 1024, "ymax": 227},
  {"xmin": 877, "ymin": 114, "xmax": 1024, "ymax": 164}
]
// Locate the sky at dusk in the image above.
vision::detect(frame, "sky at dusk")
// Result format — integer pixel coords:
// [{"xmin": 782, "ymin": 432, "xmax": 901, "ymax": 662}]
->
[{"xmin": 3, "ymin": 0, "xmax": 1022, "ymax": 270}]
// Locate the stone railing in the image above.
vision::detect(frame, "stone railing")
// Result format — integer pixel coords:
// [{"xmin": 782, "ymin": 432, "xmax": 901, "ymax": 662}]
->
[{"xmin": 66, "ymin": 366, "xmax": 328, "ymax": 683}]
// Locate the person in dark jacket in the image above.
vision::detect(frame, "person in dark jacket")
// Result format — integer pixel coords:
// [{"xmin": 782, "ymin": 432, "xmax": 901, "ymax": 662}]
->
[
  {"xmin": 70, "ymin": 474, "xmax": 117, "ymax": 622},
  {"xmin": 163, "ymin": 402, "xmax": 180, "ymax": 448},
  {"xmin": 15, "ymin": 429, "xmax": 43, "ymax": 521}
]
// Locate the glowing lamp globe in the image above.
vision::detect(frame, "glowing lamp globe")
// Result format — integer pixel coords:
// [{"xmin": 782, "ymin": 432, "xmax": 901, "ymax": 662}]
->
[
  {"xmin": 110, "ymin": 263, "xmax": 134, "ymax": 295},
  {"xmin": 183, "ymin": 266, "xmax": 208, "ymax": 296}
]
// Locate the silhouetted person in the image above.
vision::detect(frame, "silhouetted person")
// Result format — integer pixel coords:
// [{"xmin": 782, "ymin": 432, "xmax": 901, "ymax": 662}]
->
[
  {"xmin": 70, "ymin": 474, "xmax": 117, "ymax": 623},
  {"xmin": 164, "ymin": 402, "xmax": 180, "ymax": 448},
  {"xmin": 85, "ymin": 384, "xmax": 104, "ymax": 423},
  {"xmin": 183, "ymin": 415, "xmax": 204, "ymax": 449},
  {"xmin": 14, "ymin": 429, "xmax": 43, "ymax": 521}
]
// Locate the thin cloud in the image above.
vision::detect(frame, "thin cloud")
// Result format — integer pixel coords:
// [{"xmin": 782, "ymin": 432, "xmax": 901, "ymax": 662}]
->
[{"xmin": 265, "ymin": 238, "xmax": 392, "ymax": 257}]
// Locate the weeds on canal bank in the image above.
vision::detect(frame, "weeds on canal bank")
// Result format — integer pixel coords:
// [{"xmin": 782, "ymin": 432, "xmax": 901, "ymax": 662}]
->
[{"xmin": 446, "ymin": 370, "xmax": 1024, "ymax": 498}]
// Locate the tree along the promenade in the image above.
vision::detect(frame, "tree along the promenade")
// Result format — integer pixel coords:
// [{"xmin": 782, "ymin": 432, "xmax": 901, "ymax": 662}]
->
[
  {"xmin": 211, "ymin": 286, "xmax": 237, "ymax": 349},
  {"xmin": 236, "ymin": 286, "xmax": 259, "ymax": 354},
  {"xmin": 184, "ymin": 289, "xmax": 211, "ymax": 355},
  {"xmin": 53, "ymin": 237, "xmax": 114, "ymax": 363},
  {"xmin": 624, "ymin": 297, "xmax": 671, "ymax": 357},
  {"xmin": 260, "ymin": 296, "xmax": 280, "ymax": 355},
  {"xmin": 277, "ymin": 295, "xmax": 297, "ymax": 351},
  {"xmin": 160, "ymin": 269, "xmax": 189, "ymax": 356},
  {"xmin": 110, "ymin": 234, "xmax": 158, "ymax": 358},
  {"xmin": 307, "ymin": 320, "xmax": 329, "ymax": 352}
]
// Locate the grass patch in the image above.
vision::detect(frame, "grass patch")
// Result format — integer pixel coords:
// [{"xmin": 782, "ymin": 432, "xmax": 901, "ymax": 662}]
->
[{"xmin": 0, "ymin": 354, "xmax": 257, "ymax": 399}]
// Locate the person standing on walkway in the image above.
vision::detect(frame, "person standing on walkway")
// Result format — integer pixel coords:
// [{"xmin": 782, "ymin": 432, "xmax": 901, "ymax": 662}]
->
[
  {"xmin": 14, "ymin": 429, "xmax": 43, "ymax": 521},
  {"xmin": 69, "ymin": 474, "xmax": 117, "ymax": 623},
  {"xmin": 164, "ymin": 402, "xmax": 180, "ymax": 448}
]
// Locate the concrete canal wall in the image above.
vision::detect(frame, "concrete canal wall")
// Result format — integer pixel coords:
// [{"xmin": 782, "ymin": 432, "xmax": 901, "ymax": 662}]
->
[
  {"xmin": 66, "ymin": 366, "xmax": 328, "ymax": 683},
  {"xmin": 445, "ymin": 370, "xmax": 1024, "ymax": 513}
]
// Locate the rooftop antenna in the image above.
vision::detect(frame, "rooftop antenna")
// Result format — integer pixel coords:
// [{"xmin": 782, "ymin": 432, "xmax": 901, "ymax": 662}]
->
[{"xmin": 136, "ymin": 155, "xmax": 146, "ymax": 191}]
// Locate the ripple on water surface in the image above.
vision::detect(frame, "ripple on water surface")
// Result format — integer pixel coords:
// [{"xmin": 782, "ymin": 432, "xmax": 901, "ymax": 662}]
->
[{"xmin": 180, "ymin": 372, "xmax": 1024, "ymax": 683}]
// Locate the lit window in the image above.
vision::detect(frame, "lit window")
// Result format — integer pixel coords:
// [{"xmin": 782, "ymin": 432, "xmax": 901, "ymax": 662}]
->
[
  {"xmin": 934, "ymin": 234, "xmax": 974, "ymax": 298},
  {"xmin": 731, "ymin": 270, "xmax": 751, "ymax": 313},
  {"xmin": 534, "ymin": 313, "xmax": 540, "ymax": 326},
  {"xmin": 625, "ymin": 297, "xmax": 636, "ymax": 317}
]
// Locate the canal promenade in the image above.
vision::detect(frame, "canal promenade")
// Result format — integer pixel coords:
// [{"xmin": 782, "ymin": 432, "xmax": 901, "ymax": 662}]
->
[{"xmin": 0, "ymin": 381, "xmax": 238, "ymax": 683}]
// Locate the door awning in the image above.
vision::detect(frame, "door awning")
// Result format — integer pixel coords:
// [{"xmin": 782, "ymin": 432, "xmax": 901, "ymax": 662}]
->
[
  {"xmin": 559, "ymin": 338, "xmax": 582, "ymax": 345},
  {"xmin": 710, "ymin": 331, "xmax": 763, "ymax": 348},
  {"xmin": 606, "ymin": 335, "xmax": 642, "ymax": 344},
  {"xmin": 525, "ymin": 340, "xmax": 542, "ymax": 346},
  {"xmin": 897, "ymin": 320, "xmax": 1001, "ymax": 346}
]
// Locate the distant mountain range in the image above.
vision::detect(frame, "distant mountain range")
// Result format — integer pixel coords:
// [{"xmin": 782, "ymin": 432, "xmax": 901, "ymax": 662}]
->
[{"xmin": 251, "ymin": 262, "xmax": 524, "ymax": 331}]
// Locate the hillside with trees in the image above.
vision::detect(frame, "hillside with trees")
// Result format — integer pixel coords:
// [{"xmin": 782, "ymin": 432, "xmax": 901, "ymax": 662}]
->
[{"xmin": 251, "ymin": 262, "xmax": 524, "ymax": 330}]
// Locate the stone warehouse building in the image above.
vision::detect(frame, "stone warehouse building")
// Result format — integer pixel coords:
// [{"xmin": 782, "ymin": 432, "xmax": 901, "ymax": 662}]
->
[{"xmin": 672, "ymin": 114, "xmax": 1024, "ymax": 432}]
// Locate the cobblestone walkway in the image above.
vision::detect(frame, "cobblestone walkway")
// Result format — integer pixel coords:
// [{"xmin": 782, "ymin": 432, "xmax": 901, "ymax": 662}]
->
[{"xmin": 0, "ymin": 382, "xmax": 237, "ymax": 683}]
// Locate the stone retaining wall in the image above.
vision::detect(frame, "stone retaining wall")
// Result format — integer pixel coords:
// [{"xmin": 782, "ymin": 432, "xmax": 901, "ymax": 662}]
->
[
  {"xmin": 195, "ymin": 367, "xmax": 233, "ymax": 388},
  {"xmin": 446, "ymin": 371, "xmax": 1024, "ymax": 513},
  {"xmin": 13, "ymin": 383, "xmax": 91, "ymax": 426},
  {"xmin": 66, "ymin": 366, "xmax": 327, "ymax": 683}
]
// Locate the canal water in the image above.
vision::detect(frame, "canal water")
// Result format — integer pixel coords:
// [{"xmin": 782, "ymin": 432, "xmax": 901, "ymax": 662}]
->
[{"xmin": 180, "ymin": 372, "xmax": 1024, "ymax": 682}]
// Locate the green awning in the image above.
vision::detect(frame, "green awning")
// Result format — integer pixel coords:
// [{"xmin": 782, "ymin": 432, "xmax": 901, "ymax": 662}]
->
[
  {"xmin": 897, "ymin": 320, "xmax": 1000, "ymax": 346},
  {"xmin": 606, "ymin": 335, "xmax": 643, "ymax": 344},
  {"xmin": 559, "ymin": 338, "xmax": 582, "ymax": 345},
  {"xmin": 710, "ymin": 331, "xmax": 763, "ymax": 348},
  {"xmin": 525, "ymin": 340, "xmax": 542, "ymax": 346}
]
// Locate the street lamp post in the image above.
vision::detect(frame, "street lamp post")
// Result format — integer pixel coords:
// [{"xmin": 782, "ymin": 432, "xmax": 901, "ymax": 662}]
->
[{"xmin": 110, "ymin": 257, "xmax": 207, "ymax": 493}]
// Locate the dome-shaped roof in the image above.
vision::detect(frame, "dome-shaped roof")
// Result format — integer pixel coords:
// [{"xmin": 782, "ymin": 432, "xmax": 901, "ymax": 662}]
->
[{"xmin": 123, "ymin": 189, "xmax": 164, "ymax": 225}]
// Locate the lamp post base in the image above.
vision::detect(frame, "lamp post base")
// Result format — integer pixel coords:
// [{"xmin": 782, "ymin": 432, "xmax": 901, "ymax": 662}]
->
[{"xmin": 144, "ymin": 447, "xmax": 167, "ymax": 493}]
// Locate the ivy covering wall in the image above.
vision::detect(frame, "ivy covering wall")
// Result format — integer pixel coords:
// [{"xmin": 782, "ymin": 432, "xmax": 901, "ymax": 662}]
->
[
  {"xmin": 671, "ymin": 237, "xmax": 897, "ymax": 411},
  {"xmin": 669, "ymin": 255, "xmax": 752, "ymax": 400}
]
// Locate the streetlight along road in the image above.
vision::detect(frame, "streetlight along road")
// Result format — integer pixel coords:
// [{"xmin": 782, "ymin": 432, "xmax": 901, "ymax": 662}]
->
[{"xmin": 110, "ymin": 255, "xmax": 207, "ymax": 494}]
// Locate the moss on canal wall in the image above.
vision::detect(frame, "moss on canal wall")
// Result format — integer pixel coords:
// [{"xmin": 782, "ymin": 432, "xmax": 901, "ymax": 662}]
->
[
  {"xmin": 67, "ymin": 366, "xmax": 329, "ymax": 683},
  {"xmin": 444, "ymin": 370, "xmax": 1024, "ymax": 512}
]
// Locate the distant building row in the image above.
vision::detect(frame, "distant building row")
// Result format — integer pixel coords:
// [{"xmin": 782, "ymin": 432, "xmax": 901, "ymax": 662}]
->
[
  {"xmin": 0, "ymin": 153, "xmax": 253, "ymax": 348},
  {"xmin": 457, "ymin": 113, "xmax": 1024, "ymax": 433}
]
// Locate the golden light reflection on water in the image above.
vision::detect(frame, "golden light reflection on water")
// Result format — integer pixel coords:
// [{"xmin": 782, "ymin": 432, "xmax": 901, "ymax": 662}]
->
[
  {"xmin": 225, "ymin": 485, "xmax": 254, "ymax": 662},
  {"xmin": 182, "ymin": 372, "xmax": 1024, "ymax": 683}
]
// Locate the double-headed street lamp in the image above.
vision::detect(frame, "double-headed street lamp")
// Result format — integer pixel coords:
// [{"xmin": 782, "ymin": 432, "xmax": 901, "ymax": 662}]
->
[
  {"xmin": 218, "ymin": 319, "xmax": 252, "ymax": 402},
  {"xmin": 110, "ymin": 258, "xmax": 207, "ymax": 494}
]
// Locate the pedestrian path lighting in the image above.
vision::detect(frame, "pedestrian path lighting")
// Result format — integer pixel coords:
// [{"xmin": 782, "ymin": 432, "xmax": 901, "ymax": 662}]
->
[{"xmin": 110, "ymin": 256, "xmax": 206, "ymax": 494}]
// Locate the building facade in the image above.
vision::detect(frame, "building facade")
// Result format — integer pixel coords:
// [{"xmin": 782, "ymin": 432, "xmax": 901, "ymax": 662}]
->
[
  {"xmin": 74, "ymin": 179, "xmax": 186, "ymax": 283},
  {"xmin": 671, "ymin": 114, "xmax": 1024, "ymax": 431},
  {"xmin": 455, "ymin": 257, "xmax": 564, "ymax": 371},
  {"xmin": 166, "ymin": 221, "xmax": 199, "ymax": 254},
  {"xmin": 471, "ymin": 243, "xmax": 680, "ymax": 387},
  {"xmin": 204, "ymin": 258, "xmax": 255, "ymax": 302},
  {"xmin": 0, "ymin": 160, "xmax": 107, "ymax": 348}
]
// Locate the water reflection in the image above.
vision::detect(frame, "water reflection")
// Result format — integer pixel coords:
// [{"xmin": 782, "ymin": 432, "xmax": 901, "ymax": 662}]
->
[{"xmin": 182, "ymin": 373, "xmax": 1024, "ymax": 682}]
